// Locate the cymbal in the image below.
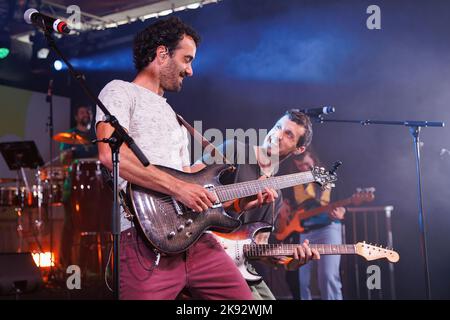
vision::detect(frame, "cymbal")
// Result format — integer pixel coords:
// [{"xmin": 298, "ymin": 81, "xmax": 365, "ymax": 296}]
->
[
  {"xmin": 53, "ymin": 132, "xmax": 90, "ymax": 145},
  {"xmin": 0, "ymin": 178, "xmax": 18, "ymax": 184}
]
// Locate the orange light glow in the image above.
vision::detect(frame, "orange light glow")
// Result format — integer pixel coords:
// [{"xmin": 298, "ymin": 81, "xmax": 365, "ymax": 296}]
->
[
  {"xmin": 27, "ymin": 192, "xmax": 33, "ymax": 206},
  {"xmin": 32, "ymin": 252, "xmax": 55, "ymax": 267}
]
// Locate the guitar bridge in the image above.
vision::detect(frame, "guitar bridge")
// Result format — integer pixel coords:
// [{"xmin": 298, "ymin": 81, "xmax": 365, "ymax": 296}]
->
[
  {"xmin": 172, "ymin": 198, "xmax": 188, "ymax": 215},
  {"xmin": 204, "ymin": 184, "xmax": 222, "ymax": 208}
]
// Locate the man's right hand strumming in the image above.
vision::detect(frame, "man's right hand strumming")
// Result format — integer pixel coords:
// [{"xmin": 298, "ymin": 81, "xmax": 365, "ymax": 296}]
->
[{"xmin": 173, "ymin": 181, "xmax": 218, "ymax": 212}]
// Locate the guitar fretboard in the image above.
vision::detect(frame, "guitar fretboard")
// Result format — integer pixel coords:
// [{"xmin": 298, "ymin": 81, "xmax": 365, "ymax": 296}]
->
[
  {"xmin": 215, "ymin": 171, "xmax": 316, "ymax": 202},
  {"xmin": 243, "ymin": 244, "xmax": 356, "ymax": 257}
]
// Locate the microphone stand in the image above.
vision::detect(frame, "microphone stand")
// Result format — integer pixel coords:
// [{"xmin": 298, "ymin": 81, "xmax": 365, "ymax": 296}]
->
[
  {"xmin": 313, "ymin": 116, "xmax": 445, "ymax": 299},
  {"xmin": 42, "ymin": 29, "xmax": 149, "ymax": 300},
  {"xmin": 45, "ymin": 78, "xmax": 55, "ymax": 280}
]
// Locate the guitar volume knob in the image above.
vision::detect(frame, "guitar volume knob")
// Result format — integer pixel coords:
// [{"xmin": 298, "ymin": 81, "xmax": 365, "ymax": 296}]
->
[
  {"xmin": 177, "ymin": 225, "xmax": 185, "ymax": 232},
  {"xmin": 167, "ymin": 231, "xmax": 176, "ymax": 239},
  {"xmin": 186, "ymin": 219, "xmax": 193, "ymax": 226}
]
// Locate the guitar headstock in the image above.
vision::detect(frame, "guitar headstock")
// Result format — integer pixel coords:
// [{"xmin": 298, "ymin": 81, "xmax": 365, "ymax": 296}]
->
[
  {"xmin": 311, "ymin": 166, "xmax": 338, "ymax": 191},
  {"xmin": 355, "ymin": 241, "xmax": 400, "ymax": 263},
  {"xmin": 350, "ymin": 187, "xmax": 376, "ymax": 206}
]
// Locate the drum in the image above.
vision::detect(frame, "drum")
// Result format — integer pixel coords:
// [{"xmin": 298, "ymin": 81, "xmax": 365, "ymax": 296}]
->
[
  {"xmin": 69, "ymin": 159, "xmax": 112, "ymax": 232},
  {"xmin": 45, "ymin": 182, "xmax": 64, "ymax": 206},
  {"xmin": 39, "ymin": 165, "xmax": 69, "ymax": 181},
  {"xmin": 35, "ymin": 166, "xmax": 67, "ymax": 207},
  {"xmin": 0, "ymin": 186, "xmax": 50, "ymax": 237},
  {"xmin": 0, "ymin": 185, "xmax": 44, "ymax": 208}
]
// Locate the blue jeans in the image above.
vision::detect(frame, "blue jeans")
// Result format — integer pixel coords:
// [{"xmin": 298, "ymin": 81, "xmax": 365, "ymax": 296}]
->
[{"xmin": 299, "ymin": 222, "xmax": 343, "ymax": 300}]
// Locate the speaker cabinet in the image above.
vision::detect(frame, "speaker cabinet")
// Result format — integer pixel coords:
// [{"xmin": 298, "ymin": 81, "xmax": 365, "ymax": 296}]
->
[{"xmin": 0, "ymin": 252, "xmax": 43, "ymax": 295}]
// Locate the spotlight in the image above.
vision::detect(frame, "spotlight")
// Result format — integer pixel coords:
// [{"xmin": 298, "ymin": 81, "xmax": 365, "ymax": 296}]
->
[
  {"xmin": 158, "ymin": 9, "xmax": 173, "ymax": 16},
  {"xmin": 0, "ymin": 33, "xmax": 11, "ymax": 59},
  {"xmin": 53, "ymin": 60, "xmax": 63, "ymax": 71},
  {"xmin": 37, "ymin": 48, "xmax": 50, "ymax": 59},
  {"xmin": 0, "ymin": 47, "xmax": 9, "ymax": 59}
]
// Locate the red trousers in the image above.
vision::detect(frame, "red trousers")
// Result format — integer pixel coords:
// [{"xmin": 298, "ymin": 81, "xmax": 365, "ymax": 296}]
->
[{"xmin": 119, "ymin": 228, "xmax": 253, "ymax": 300}]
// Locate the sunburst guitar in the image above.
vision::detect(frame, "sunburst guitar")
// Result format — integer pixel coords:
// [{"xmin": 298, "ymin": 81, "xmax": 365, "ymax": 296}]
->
[{"xmin": 213, "ymin": 222, "xmax": 399, "ymax": 282}]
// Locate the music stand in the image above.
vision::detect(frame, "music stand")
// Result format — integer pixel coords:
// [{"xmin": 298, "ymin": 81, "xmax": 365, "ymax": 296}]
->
[
  {"xmin": 0, "ymin": 141, "xmax": 44, "ymax": 170},
  {"xmin": 0, "ymin": 141, "xmax": 46, "ymax": 258}
]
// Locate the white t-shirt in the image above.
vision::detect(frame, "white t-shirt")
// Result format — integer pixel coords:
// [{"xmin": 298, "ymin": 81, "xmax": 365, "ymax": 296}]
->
[{"xmin": 96, "ymin": 79, "xmax": 190, "ymax": 231}]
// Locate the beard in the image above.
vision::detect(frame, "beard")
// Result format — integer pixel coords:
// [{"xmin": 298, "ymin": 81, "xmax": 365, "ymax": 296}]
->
[
  {"xmin": 80, "ymin": 117, "xmax": 91, "ymax": 126},
  {"xmin": 160, "ymin": 59, "xmax": 186, "ymax": 92}
]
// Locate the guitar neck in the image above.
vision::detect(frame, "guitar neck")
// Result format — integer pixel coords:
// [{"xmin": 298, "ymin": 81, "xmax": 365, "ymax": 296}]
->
[
  {"xmin": 215, "ymin": 171, "xmax": 316, "ymax": 202},
  {"xmin": 244, "ymin": 244, "xmax": 356, "ymax": 257},
  {"xmin": 297, "ymin": 198, "xmax": 352, "ymax": 220}
]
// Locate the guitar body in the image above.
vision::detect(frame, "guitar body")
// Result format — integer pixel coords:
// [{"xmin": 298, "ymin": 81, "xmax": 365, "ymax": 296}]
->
[
  {"xmin": 275, "ymin": 188, "xmax": 376, "ymax": 241},
  {"xmin": 213, "ymin": 222, "xmax": 272, "ymax": 283},
  {"xmin": 275, "ymin": 210, "xmax": 305, "ymax": 241},
  {"xmin": 126, "ymin": 163, "xmax": 338, "ymax": 254},
  {"xmin": 214, "ymin": 222, "xmax": 400, "ymax": 282},
  {"xmin": 128, "ymin": 164, "xmax": 242, "ymax": 254}
]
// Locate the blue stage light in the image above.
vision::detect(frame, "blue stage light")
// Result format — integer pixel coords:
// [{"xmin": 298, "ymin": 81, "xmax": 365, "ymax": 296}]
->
[{"xmin": 54, "ymin": 60, "xmax": 63, "ymax": 71}]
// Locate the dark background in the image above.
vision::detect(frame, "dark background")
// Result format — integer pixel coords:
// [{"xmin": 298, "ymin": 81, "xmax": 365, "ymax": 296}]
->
[{"xmin": 1, "ymin": 0, "xmax": 449, "ymax": 299}]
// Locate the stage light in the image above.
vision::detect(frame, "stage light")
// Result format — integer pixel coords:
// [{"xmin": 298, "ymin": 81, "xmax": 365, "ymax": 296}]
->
[
  {"xmin": 0, "ymin": 47, "xmax": 9, "ymax": 59},
  {"xmin": 158, "ymin": 9, "xmax": 173, "ymax": 16},
  {"xmin": 0, "ymin": 33, "xmax": 11, "ymax": 59},
  {"xmin": 174, "ymin": 6, "xmax": 187, "ymax": 12},
  {"xmin": 37, "ymin": 48, "xmax": 50, "ymax": 59},
  {"xmin": 32, "ymin": 252, "xmax": 55, "ymax": 268},
  {"xmin": 187, "ymin": 3, "xmax": 201, "ymax": 9},
  {"xmin": 54, "ymin": 60, "xmax": 63, "ymax": 71},
  {"xmin": 140, "ymin": 13, "xmax": 158, "ymax": 21}
]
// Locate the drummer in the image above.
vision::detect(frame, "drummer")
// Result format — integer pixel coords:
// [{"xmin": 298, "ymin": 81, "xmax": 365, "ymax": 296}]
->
[
  {"xmin": 59, "ymin": 105, "xmax": 98, "ymax": 164},
  {"xmin": 59, "ymin": 105, "xmax": 98, "ymax": 268}
]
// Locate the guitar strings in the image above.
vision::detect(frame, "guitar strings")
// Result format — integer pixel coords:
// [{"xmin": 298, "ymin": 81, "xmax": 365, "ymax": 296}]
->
[{"xmin": 141, "ymin": 172, "xmax": 316, "ymax": 205}]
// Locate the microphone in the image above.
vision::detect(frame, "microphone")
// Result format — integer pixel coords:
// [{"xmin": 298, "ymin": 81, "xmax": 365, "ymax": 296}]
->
[
  {"xmin": 24, "ymin": 8, "xmax": 70, "ymax": 34},
  {"xmin": 295, "ymin": 106, "xmax": 335, "ymax": 117}
]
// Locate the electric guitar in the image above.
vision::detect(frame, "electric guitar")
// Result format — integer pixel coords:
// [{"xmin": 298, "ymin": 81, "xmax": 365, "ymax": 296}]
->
[
  {"xmin": 274, "ymin": 188, "xmax": 375, "ymax": 241},
  {"xmin": 127, "ymin": 163, "xmax": 339, "ymax": 254},
  {"xmin": 213, "ymin": 222, "xmax": 399, "ymax": 282}
]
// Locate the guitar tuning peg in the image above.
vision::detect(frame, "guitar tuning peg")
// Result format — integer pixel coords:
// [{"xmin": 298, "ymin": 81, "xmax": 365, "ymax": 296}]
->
[{"xmin": 329, "ymin": 161, "xmax": 342, "ymax": 175}]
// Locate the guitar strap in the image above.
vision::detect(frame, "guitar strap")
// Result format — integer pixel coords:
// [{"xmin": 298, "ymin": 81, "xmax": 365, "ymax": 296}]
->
[{"xmin": 176, "ymin": 113, "xmax": 234, "ymax": 166}]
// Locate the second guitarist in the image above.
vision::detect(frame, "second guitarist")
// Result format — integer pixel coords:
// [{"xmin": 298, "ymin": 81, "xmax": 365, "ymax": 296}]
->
[
  {"xmin": 277, "ymin": 148, "xmax": 345, "ymax": 300},
  {"xmin": 201, "ymin": 110, "xmax": 320, "ymax": 300}
]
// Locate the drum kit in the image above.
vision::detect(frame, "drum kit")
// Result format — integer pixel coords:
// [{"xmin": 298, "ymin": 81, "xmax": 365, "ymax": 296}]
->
[{"xmin": 0, "ymin": 132, "xmax": 112, "ymax": 255}]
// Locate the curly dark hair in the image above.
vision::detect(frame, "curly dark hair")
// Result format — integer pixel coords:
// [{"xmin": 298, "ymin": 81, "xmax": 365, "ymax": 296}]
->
[
  {"xmin": 284, "ymin": 109, "xmax": 313, "ymax": 148},
  {"xmin": 133, "ymin": 17, "xmax": 201, "ymax": 72}
]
